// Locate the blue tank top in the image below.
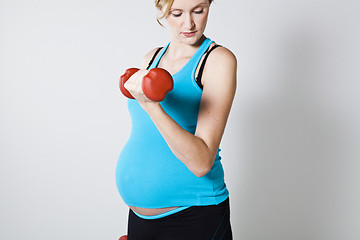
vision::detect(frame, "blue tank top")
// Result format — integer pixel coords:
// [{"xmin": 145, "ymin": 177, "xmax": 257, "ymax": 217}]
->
[{"xmin": 115, "ymin": 38, "xmax": 229, "ymax": 208}]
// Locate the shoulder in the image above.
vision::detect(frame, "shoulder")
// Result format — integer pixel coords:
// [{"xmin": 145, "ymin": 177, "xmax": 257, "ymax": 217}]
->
[
  {"xmin": 141, "ymin": 47, "xmax": 163, "ymax": 69},
  {"xmin": 202, "ymin": 44, "xmax": 237, "ymax": 87},
  {"xmin": 207, "ymin": 45, "xmax": 237, "ymax": 70}
]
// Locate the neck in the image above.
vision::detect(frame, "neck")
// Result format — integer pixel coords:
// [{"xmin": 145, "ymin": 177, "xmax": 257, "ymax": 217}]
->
[{"xmin": 167, "ymin": 35, "xmax": 206, "ymax": 59}]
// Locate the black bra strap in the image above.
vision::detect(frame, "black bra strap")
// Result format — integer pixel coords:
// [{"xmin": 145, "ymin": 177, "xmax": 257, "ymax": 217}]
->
[
  {"xmin": 146, "ymin": 47, "xmax": 163, "ymax": 70},
  {"xmin": 196, "ymin": 44, "xmax": 221, "ymax": 90}
]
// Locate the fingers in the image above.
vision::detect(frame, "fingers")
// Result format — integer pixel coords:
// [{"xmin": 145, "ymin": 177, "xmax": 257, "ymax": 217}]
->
[{"xmin": 124, "ymin": 69, "xmax": 150, "ymax": 100}]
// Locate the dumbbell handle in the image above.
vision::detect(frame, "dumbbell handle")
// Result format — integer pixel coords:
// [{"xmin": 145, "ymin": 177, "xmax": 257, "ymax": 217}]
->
[{"xmin": 119, "ymin": 68, "xmax": 174, "ymax": 102}]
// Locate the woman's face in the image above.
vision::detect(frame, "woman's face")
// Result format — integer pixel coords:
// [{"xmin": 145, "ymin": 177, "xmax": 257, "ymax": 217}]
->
[{"xmin": 166, "ymin": 0, "xmax": 210, "ymax": 46}]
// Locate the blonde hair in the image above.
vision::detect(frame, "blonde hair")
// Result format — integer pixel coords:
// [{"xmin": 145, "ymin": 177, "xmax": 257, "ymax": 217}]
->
[{"xmin": 155, "ymin": 0, "xmax": 213, "ymax": 26}]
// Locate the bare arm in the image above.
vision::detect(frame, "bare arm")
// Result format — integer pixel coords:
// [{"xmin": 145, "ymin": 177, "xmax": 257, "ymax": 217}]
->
[{"xmin": 125, "ymin": 47, "xmax": 237, "ymax": 177}]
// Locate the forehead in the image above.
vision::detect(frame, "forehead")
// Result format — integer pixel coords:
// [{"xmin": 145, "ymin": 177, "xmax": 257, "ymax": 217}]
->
[{"xmin": 171, "ymin": 0, "xmax": 209, "ymax": 9}]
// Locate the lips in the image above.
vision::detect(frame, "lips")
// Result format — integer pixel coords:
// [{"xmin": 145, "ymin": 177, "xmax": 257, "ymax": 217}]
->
[{"xmin": 183, "ymin": 31, "xmax": 196, "ymax": 37}]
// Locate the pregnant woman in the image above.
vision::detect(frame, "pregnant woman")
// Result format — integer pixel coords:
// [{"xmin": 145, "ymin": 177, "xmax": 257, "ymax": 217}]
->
[{"xmin": 116, "ymin": 0, "xmax": 237, "ymax": 239}]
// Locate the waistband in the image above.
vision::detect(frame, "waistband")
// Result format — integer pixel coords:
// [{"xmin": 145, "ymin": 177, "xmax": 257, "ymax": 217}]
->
[{"xmin": 130, "ymin": 197, "xmax": 230, "ymax": 220}]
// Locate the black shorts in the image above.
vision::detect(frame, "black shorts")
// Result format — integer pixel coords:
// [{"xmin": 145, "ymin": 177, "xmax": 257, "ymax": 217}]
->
[{"xmin": 127, "ymin": 198, "xmax": 233, "ymax": 240}]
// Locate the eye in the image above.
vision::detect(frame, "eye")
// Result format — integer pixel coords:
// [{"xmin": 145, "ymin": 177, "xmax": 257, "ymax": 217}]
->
[
  {"xmin": 171, "ymin": 11, "xmax": 182, "ymax": 17},
  {"xmin": 194, "ymin": 9, "xmax": 204, "ymax": 14}
]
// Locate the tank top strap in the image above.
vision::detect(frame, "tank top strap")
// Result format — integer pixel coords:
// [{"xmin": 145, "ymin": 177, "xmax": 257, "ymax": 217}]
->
[
  {"xmin": 149, "ymin": 42, "xmax": 170, "ymax": 69},
  {"xmin": 187, "ymin": 38, "xmax": 214, "ymax": 68}
]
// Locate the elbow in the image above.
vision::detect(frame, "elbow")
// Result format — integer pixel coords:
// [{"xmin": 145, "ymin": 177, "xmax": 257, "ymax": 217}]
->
[
  {"xmin": 187, "ymin": 141, "xmax": 215, "ymax": 177},
  {"xmin": 194, "ymin": 169, "xmax": 211, "ymax": 178},
  {"xmin": 193, "ymin": 162, "xmax": 213, "ymax": 178}
]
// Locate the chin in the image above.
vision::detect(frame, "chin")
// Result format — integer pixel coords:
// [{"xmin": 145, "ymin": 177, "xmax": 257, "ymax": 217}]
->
[{"xmin": 182, "ymin": 34, "xmax": 203, "ymax": 45}]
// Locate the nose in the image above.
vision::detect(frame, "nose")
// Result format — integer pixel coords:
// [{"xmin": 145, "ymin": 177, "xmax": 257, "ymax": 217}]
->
[{"xmin": 183, "ymin": 13, "xmax": 195, "ymax": 30}]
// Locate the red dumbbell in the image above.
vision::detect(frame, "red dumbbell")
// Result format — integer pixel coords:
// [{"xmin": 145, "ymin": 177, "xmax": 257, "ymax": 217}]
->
[
  {"xmin": 119, "ymin": 235, "xmax": 127, "ymax": 240},
  {"xmin": 119, "ymin": 68, "xmax": 174, "ymax": 102}
]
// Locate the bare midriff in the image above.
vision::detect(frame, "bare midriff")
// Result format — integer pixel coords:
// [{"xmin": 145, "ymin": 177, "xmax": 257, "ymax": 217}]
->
[{"xmin": 130, "ymin": 206, "xmax": 180, "ymax": 216}]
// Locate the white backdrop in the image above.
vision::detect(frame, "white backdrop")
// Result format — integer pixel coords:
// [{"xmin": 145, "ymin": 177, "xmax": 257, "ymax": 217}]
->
[{"xmin": 1, "ymin": 0, "xmax": 359, "ymax": 239}]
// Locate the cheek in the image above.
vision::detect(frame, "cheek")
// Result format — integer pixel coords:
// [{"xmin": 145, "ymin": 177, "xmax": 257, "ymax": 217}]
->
[
  {"xmin": 166, "ymin": 18, "xmax": 180, "ymax": 30},
  {"xmin": 197, "ymin": 15, "xmax": 209, "ymax": 28}
]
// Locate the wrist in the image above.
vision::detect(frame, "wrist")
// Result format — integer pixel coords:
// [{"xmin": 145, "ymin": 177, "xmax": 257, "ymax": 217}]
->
[{"xmin": 140, "ymin": 101, "xmax": 162, "ymax": 114}]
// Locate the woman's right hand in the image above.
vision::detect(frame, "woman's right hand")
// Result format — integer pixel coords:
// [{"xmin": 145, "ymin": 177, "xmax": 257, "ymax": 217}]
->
[{"xmin": 124, "ymin": 69, "xmax": 152, "ymax": 103}]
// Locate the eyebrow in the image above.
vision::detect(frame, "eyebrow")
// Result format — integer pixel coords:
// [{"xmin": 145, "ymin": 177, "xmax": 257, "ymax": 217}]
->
[{"xmin": 170, "ymin": 2, "xmax": 207, "ymax": 12}]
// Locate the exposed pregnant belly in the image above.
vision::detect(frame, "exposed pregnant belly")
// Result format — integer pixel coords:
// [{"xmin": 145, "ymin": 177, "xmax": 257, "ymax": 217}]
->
[{"xmin": 130, "ymin": 206, "xmax": 179, "ymax": 216}]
